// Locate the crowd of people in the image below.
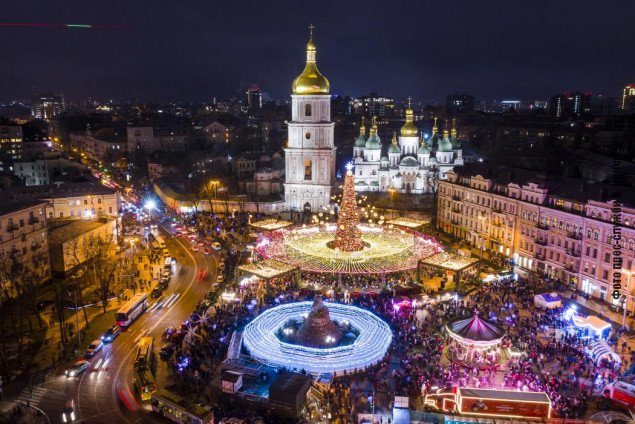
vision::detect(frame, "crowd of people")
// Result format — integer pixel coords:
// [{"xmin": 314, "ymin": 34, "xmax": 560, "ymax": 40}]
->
[{"xmin": 156, "ymin": 209, "xmax": 629, "ymax": 423}]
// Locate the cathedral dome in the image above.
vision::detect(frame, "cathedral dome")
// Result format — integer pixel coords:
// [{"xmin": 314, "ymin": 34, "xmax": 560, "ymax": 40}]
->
[
  {"xmin": 354, "ymin": 117, "xmax": 367, "ymax": 147},
  {"xmin": 388, "ymin": 131, "xmax": 401, "ymax": 153},
  {"xmin": 438, "ymin": 130, "xmax": 453, "ymax": 152},
  {"xmin": 365, "ymin": 116, "xmax": 381, "ymax": 150},
  {"xmin": 400, "ymin": 106, "xmax": 418, "ymax": 137},
  {"xmin": 399, "ymin": 156, "xmax": 420, "ymax": 167},
  {"xmin": 417, "ymin": 142, "xmax": 430, "ymax": 155},
  {"xmin": 292, "ymin": 26, "xmax": 330, "ymax": 95}
]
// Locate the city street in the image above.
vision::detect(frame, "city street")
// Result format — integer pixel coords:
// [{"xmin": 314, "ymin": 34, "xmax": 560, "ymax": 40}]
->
[{"xmin": 8, "ymin": 225, "xmax": 217, "ymax": 423}]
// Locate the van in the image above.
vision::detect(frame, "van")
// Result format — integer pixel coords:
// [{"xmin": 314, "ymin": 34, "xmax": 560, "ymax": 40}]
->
[{"xmin": 162, "ymin": 249, "xmax": 169, "ymax": 257}]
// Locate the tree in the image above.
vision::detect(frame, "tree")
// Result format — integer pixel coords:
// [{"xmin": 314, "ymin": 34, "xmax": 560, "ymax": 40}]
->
[
  {"xmin": 79, "ymin": 233, "xmax": 119, "ymax": 314},
  {"xmin": 333, "ymin": 166, "xmax": 363, "ymax": 251}
]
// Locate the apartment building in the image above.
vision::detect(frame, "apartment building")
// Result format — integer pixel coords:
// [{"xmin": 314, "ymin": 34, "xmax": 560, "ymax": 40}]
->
[
  {"xmin": 0, "ymin": 192, "xmax": 50, "ymax": 286},
  {"xmin": 7, "ymin": 181, "xmax": 120, "ymax": 219},
  {"xmin": 437, "ymin": 168, "xmax": 635, "ymax": 311}
]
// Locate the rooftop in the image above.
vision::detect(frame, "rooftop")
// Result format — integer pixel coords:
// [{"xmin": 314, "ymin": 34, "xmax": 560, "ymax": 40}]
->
[
  {"xmin": 48, "ymin": 218, "xmax": 114, "ymax": 245},
  {"xmin": 7, "ymin": 180, "xmax": 116, "ymax": 199},
  {"xmin": 0, "ymin": 191, "xmax": 47, "ymax": 216}
]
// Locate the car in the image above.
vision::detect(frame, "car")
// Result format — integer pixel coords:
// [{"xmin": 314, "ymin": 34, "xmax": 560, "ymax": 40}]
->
[
  {"xmin": 191, "ymin": 245, "xmax": 199, "ymax": 252},
  {"xmin": 216, "ymin": 275, "xmax": 224, "ymax": 284},
  {"xmin": 150, "ymin": 287, "xmax": 163, "ymax": 298},
  {"xmin": 85, "ymin": 340, "xmax": 103, "ymax": 357},
  {"xmin": 65, "ymin": 360, "xmax": 90, "ymax": 377},
  {"xmin": 162, "ymin": 249, "xmax": 170, "ymax": 257},
  {"xmin": 198, "ymin": 299, "xmax": 212, "ymax": 310},
  {"xmin": 211, "ymin": 242, "xmax": 222, "ymax": 251},
  {"xmin": 162, "ymin": 326, "xmax": 176, "ymax": 341},
  {"xmin": 158, "ymin": 280, "xmax": 169, "ymax": 290},
  {"xmin": 62, "ymin": 399, "xmax": 76, "ymax": 422},
  {"xmin": 100, "ymin": 324, "xmax": 121, "ymax": 343},
  {"xmin": 159, "ymin": 343, "xmax": 175, "ymax": 360},
  {"xmin": 161, "ymin": 269, "xmax": 171, "ymax": 279}
]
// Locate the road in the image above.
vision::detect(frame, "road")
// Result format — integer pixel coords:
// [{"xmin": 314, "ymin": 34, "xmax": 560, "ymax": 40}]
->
[{"xmin": 23, "ymin": 225, "xmax": 217, "ymax": 423}]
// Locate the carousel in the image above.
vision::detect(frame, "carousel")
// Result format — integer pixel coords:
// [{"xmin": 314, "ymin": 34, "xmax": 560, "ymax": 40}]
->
[{"xmin": 445, "ymin": 313, "xmax": 506, "ymax": 369}]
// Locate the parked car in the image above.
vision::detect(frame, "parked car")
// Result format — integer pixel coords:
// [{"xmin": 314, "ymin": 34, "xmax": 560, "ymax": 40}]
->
[
  {"xmin": 162, "ymin": 326, "xmax": 176, "ymax": 341},
  {"xmin": 159, "ymin": 343, "xmax": 175, "ymax": 360},
  {"xmin": 150, "ymin": 287, "xmax": 163, "ymax": 298},
  {"xmin": 158, "ymin": 280, "xmax": 169, "ymax": 290},
  {"xmin": 211, "ymin": 242, "xmax": 222, "ymax": 251},
  {"xmin": 65, "ymin": 360, "xmax": 90, "ymax": 377},
  {"xmin": 84, "ymin": 340, "xmax": 103, "ymax": 357},
  {"xmin": 100, "ymin": 324, "xmax": 121, "ymax": 343}
]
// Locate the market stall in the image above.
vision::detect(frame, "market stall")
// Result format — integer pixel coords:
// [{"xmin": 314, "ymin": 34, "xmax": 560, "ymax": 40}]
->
[
  {"xmin": 445, "ymin": 313, "xmax": 506, "ymax": 369},
  {"xmin": 573, "ymin": 315, "xmax": 612, "ymax": 339},
  {"xmin": 420, "ymin": 252, "xmax": 480, "ymax": 292},
  {"xmin": 534, "ymin": 292, "xmax": 563, "ymax": 309}
]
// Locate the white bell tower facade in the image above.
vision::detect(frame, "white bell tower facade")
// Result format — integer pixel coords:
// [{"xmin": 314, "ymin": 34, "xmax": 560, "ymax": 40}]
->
[{"xmin": 284, "ymin": 25, "xmax": 336, "ymax": 212}]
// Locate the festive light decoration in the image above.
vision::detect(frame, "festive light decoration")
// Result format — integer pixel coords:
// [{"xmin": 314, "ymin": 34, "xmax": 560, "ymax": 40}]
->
[
  {"xmin": 422, "ymin": 252, "xmax": 480, "ymax": 271},
  {"xmin": 332, "ymin": 165, "xmax": 363, "ymax": 251},
  {"xmin": 242, "ymin": 301, "xmax": 392, "ymax": 374},
  {"xmin": 250, "ymin": 219, "xmax": 293, "ymax": 231},
  {"xmin": 256, "ymin": 224, "xmax": 443, "ymax": 274}
]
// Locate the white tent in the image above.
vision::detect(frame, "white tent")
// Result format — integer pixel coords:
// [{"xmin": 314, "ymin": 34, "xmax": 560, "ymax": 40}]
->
[{"xmin": 534, "ymin": 293, "xmax": 563, "ymax": 309}]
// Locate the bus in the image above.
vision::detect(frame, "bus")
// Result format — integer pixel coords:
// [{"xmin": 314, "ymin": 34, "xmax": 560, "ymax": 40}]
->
[
  {"xmin": 134, "ymin": 367, "xmax": 157, "ymax": 401},
  {"xmin": 116, "ymin": 293, "xmax": 148, "ymax": 328},
  {"xmin": 134, "ymin": 336, "xmax": 155, "ymax": 371},
  {"xmin": 151, "ymin": 389, "xmax": 214, "ymax": 424}
]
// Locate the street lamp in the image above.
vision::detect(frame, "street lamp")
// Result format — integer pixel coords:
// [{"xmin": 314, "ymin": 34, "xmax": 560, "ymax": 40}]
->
[{"xmin": 145, "ymin": 199, "xmax": 156, "ymax": 224}]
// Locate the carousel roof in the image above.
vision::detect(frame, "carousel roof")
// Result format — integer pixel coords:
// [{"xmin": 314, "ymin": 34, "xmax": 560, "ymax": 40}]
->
[{"xmin": 447, "ymin": 314, "xmax": 505, "ymax": 343}]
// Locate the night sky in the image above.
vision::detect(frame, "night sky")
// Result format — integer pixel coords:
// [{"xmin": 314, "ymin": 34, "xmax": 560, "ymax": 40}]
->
[{"xmin": 2, "ymin": 1, "xmax": 634, "ymax": 103}]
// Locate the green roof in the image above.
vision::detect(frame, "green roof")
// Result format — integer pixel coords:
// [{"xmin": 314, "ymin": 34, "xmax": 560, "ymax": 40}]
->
[
  {"xmin": 438, "ymin": 136, "xmax": 453, "ymax": 152},
  {"xmin": 399, "ymin": 157, "xmax": 420, "ymax": 167},
  {"xmin": 354, "ymin": 134, "xmax": 367, "ymax": 147},
  {"xmin": 365, "ymin": 134, "xmax": 382, "ymax": 150},
  {"xmin": 388, "ymin": 144, "xmax": 401, "ymax": 154},
  {"xmin": 152, "ymin": 389, "xmax": 213, "ymax": 419},
  {"xmin": 418, "ymin": 144, "xmax": 430, "ymax": 154}
]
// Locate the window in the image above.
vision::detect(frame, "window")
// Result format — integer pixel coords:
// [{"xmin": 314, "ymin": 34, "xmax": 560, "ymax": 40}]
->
[
  {"xmin": 97, "ymin": 198, "xmax": 102, "ymax": 204},
  {"xmin": 593, "ymin": 248, "xmax": 597, "ymax": 258},
  {"xmin": 84, "ymin": 199, "xmax": 88, "ymax": 205},
  {"xmin": 603, "ymin": 269, "xmax": 609, "ymax": 280},
  {"xmin": 305, "ymin": 103, "xmax": 312, "ymax": 117},
  {"xmin": 604, "ymin": 253, "xmax": 610, "ymax": 263},
  {"xmin": 305, "ymin": 131, "xmax": 311, "ymax": 140},
  {"xmin": 109, "ymin": 207, "xmax": 113, "ymax": 213},
  {"xmin": 304, "ymin": 159, "xmax": 312, "ymax": 180}
]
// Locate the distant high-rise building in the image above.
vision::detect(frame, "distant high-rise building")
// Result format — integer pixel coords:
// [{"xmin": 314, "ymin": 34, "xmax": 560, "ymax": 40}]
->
[
  {"xmin": 0, "ymin": 125, "xmax": 23, "ymax": 162},
  {"xmin": 622, "ymin": 84, "xmax": 635, "ymax": 113},
  {"xmin": 445, "ymin": 93, "xmax": 474, "ymax": 116},
  {"xmin": 31, "ymin": 93, "xmax": 65, "ymax": 120},
  {"xmin": 500, "ymin": 100, "xmax": 522, "ymax": 111},
  {"xmin": 355, "ymin": 92, "xmax": 394, "ymax": 117},
  {"xmin": 246, "ymin": 84, "xmax": 262, "ymax": 117},
  {"xmin": 549, "ymin": 91, "xmax": 591, "ymax": 120}
]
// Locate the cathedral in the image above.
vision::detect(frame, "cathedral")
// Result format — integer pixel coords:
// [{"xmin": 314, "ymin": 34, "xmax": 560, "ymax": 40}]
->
[
  {"xmin": 284, "ymin": 25, "xmax": 336, "ymax": 213},
  {"xmin": 353, "ymin": 107, "xmax": 464, "ymax": 193}
]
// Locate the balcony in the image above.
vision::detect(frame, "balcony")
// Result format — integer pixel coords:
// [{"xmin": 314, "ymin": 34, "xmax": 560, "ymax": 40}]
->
[
  {"xmin": 536, "ymin": 223, "xmax": 549, "ymax": 230},
  {"xmin": 452, "ymin": 195, "xmax": 462, "ymax": 201},
  {"xmin": 535, "ymin": 252, "xmax": 546, "ymax": 260},
  {"xmin": 492, "ymin": 206, "xmax": 505, "ymax": 214},
  {"xmin": 535, "ymin": 238, "xmax": 548, "ymax": 246},
  {"xmin": 566, "ymin": 232, "xmax": 582, "ymax": 240},
  {"xmin": 451, "ymin": 207, "xmax": 462, "ymax": 213},
  {"xmin": 565, "ymin": 249, "xmax": 581, "ymax": 258},
  {"xmin": 6, "ymin": 223, "xmax": 19, "ymax": 232},
  {"xmin": 564, "ymin": 265, "xmax": 579, "ymax": 273},
  {"xmin": 28, "ymin": 216, "xmax": 40, "ymax": 225},
  {"xmin": 491, "ymin": 221, "xmax": 503, "ymax": 227},
  {"xmin": 450, "ymin": 219, "xmax": 460, "ymax": 225}
]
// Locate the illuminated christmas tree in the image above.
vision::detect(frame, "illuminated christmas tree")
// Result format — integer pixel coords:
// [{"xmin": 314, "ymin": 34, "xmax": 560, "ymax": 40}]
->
[{"xmin": 333, "ymin": 163, "xmax": 364, "ymax": 251}]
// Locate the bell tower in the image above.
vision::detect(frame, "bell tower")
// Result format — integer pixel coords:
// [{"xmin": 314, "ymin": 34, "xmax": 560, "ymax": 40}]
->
[{"xmin": 284, "ymin": 25, "xmax": 336, "ymax": 213}]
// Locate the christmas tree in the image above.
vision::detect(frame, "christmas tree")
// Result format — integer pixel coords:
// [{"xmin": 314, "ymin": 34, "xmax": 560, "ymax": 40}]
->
[{"xmin": 333, "ymin": 164, "xmax": 364, "ymax": 251}]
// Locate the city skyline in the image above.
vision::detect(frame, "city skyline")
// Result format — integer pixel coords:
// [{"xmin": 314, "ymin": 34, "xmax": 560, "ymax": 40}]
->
[{"xmin": 1, "ymin": 1, "xmax": 634, "ymax": 102}]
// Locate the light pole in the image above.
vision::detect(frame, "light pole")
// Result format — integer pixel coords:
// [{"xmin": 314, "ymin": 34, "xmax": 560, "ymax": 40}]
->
[{"xmin": 145, "ymin": 199, "xmax": 156, "ymax": 225}]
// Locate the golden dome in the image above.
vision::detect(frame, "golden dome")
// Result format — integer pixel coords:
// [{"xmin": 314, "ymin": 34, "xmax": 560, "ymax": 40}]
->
[
  {"xmin": 400, "ymin": 99, "xmax": 418, "ymax": 137},
  {"xmin": 292, "ymin": 24, "xmax": 330, "ymax": 95}
]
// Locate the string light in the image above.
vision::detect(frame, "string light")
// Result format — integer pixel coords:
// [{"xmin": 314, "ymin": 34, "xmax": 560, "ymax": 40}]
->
[{"xmin": 243, "ymin": 301, "xmax": 392, "ymax": 374}]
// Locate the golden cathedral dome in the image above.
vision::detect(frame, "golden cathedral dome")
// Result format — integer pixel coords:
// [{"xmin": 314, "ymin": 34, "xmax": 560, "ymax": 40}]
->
[
  {"xmin": 400, "ymin": 98, "xmax": 418, "ymax": 137},
  {"xmin": 292, "ymin": 25, "xmax": 330, "ymax": 95}
]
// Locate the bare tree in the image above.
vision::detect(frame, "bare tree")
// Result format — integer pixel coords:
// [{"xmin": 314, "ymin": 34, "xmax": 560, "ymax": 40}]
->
[{"xmin": 81, "ymin": 233, "xmax": 119, "ymax": 314}]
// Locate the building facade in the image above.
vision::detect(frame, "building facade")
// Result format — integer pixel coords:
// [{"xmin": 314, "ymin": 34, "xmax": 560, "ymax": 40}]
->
[
  {"xmin": 0, "ymin": 125, "xmax": 23, "ymax": 162},
  {"xmin": 353, "ymin": 113, "xmax": 464, "ymax": 193},
  {"xmin": 284, "ymin": 27, "xmax": 336, "ymax": 212},
  {"xmin": 31, "ymin": 93, "xmax": 65, "ymax": 120},
  {"xmin": 0, "ymin": 193, "xmax": 50, "ymax": 288},
  {"xmin": 437, "ymin": 171, "xmax": 635, "ymax": 312}
]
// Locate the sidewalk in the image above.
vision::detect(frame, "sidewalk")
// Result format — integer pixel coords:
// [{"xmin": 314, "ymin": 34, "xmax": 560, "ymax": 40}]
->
[
  {"xmin": 29, "ymin": 245, "xmax": 162, "ymax": 372},
  {"xmin": 0, "ymin": 400, "xmax": 49, "ymax": 423}
]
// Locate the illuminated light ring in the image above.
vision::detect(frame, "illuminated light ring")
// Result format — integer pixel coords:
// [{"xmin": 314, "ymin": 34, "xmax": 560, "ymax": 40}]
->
[
  {"xmin": 256, "ymin": 224, "xmax": 444, "ymax": 274},
  {"xmin": 242, "ymin": 302, "xmax": 392, "ymax": 374}
]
